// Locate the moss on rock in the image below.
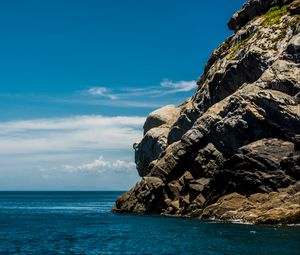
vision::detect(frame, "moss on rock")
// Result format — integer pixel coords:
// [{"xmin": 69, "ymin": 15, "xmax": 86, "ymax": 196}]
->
[{"xmin": 262, "ymin": 5, "xmax": 289, "ymax": 27}]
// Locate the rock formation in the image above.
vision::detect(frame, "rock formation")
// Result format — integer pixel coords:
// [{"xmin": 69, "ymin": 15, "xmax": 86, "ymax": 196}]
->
[{"xmin": 114, "ymin": 0, "xmax": 300, "ymax": 224}]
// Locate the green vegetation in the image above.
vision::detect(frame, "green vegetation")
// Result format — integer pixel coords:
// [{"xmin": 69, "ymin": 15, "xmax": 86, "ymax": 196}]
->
[
  {"xmin": 261, "ymin": 5, "xmax": 289, "ymax": 27},
  {"xmin": 227, "ymin": 42, "xmax": 242, "ymax": 60},
  {"xmin": 226, "ymin": 4, "xmax": 292, "ymax": 60},
  {"xmin": 227, "ymin": 40, "xmax": 247, "ymax": 60},
  {"xmin": 278, "ymin": 29, "xmax": 286, "ymax": 40}
]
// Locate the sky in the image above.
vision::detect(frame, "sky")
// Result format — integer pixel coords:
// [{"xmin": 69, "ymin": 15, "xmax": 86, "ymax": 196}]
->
[{"xmin": 0, "ymin": 0, "xmax": 246, "ymax": 190}]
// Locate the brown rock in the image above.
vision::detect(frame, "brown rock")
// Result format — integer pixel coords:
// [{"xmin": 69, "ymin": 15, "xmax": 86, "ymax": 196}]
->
[
  {"xmin": 167, "ymin": 180, "xmax": 182, "ymax": 200},
  {"xmin": 199, "ymin": 182, "xmax": 300, "ymax": 224},
  {"xmin": 179, "ymin": 171, "xmax": 194, "ymax": 186},
  {"xmin": 170, "ymin": 200, "xmax": 180, "ymax": 210},
  {"xmin": 192, "ymin": 194, "xmax": 206, "ymax": 207}
]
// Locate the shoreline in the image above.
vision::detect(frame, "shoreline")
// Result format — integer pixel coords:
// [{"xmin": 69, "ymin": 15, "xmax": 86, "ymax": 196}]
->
[{"xmin": 112, "ymin": 209, "xmax": 300, "ymax": 227}]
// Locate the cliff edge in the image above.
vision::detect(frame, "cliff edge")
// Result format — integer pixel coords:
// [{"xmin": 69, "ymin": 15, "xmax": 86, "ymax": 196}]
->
[{"xmin": 114, "ymin": 0, "xmax": 300, "ymax": 224}]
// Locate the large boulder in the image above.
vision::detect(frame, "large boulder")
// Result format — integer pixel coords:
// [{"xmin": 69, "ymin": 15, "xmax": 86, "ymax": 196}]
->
[
  {"xmin": 143, "ymin": 104, "xmax": 181, "ymax": 134},
  {"xmin": 134, "ymin": 127, "xmax": 169, "ymax": 177},
  {"xmin": 134, "ymin": 105, "xmax": 182, "ymax": 176}
]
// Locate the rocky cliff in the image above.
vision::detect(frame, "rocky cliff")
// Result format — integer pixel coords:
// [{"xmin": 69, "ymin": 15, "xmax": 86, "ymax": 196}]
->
[{"xmin": 114, "ymin": 0, "xmax": 300, "ymax": 224}]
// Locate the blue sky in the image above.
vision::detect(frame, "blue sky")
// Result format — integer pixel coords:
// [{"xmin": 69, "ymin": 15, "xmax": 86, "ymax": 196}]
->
[{"xmin": 0, "ymin": 0, "xmax": 245, "ymax": 190}]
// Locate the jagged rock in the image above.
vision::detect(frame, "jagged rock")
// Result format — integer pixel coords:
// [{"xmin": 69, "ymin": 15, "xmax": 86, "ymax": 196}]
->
[
  {"xmin": 228, "ymin": 0, "xmax": 293, "ymax": 31},
  {"xmin": 188, "ymin": 183, "xmax": 205, "ymax": 193},
  {"xmin": 188, "ymin": 178, "xmax": 210, "ymax": 194},
  {"xmin": 192, "ymin": 194, "xmax": 206, "ymax": 207},
  {"xmin": 170, "ymin": 200, "xmax": 180, "ymax": 210},
  {"xmin": 114, "ymin": 0, "xmax": 300, "ymax": 224},
  {"xmin": 167, "ymin": 180, "xmax": 182, "ymax": 200},
  {"xmin": 191, "ymin": 144, "xmax": 224, "ymax": 178},
  {"xmin": 179, "ymin": 171, "xmax": 194, "ymax": 185},
  {"xmin": 186, "ymin": 194, "xmax": 207, "ymax": 216}
]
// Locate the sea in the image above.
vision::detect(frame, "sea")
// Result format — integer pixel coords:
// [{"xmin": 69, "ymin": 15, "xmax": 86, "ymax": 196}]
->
[{"xmin": 0, "ymin": 191, "xmax": 299, "ymax": 255}]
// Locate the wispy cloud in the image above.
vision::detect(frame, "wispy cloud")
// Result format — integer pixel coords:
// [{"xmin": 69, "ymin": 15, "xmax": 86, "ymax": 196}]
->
[
  {"xmin": 160, "ymin": 79, "xmax": 197, "ymax": 93},
  {"xmin": 0, "ymin": 115, "xmax": 145, "ymax": 155},
  {"xmin": 87, "ymin": 87, "xmax": 118, "ymax": 100},
  {"xmin": 85, "ymin": 79, "xmax": 197, "ymax": 101},
  {"xmin": 0, "ymin": 80, "xmax": 196, "ymax": 111}
]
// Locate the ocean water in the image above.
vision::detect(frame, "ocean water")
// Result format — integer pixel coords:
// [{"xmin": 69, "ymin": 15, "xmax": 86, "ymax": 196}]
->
[{"xmin": 0, "ymin": 192, "xmax": 299, "ymax": 255}]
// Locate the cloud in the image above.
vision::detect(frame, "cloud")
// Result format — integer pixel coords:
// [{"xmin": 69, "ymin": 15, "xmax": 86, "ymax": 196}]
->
[
  {"xmin": 85, "ymin": 79, "xmax": 197, "ymax": 101},
  {"xmin": 87, "ymin": 87, "xmax": 118, "ymax": 100},
  {"xmin": 160, "ymin": 79, "xmax": 197, "ymax": 93},
  {"xmin": 0, "ymin": 78, "xmax": 196, "ymax": 189},
  {"xmin": 61, "ymin": 156, "xmax": 135, "ymax": 174},
  {"xmin": 0, "ymin": 79, "xmax": 196, "ymax": 111},
  {"xmin": 0, "ymin": 115, "xmax": 145, "ymax": 155}
]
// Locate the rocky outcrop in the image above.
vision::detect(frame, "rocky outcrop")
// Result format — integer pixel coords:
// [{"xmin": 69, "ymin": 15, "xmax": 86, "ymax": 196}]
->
[
  {"xmin": 134, "ymin": 104, "xmax": 182, "ymax": 177},
  {"xmin": 114, "ymin": 0, "xmax": 300, "ymax": 224},
  {"xmin": 228, "ymin": 0, "xmax": 294, "ymax": 31},
  {"xmin": 201, "ymin": 181, "xmax": 300, "ymax": 224}
]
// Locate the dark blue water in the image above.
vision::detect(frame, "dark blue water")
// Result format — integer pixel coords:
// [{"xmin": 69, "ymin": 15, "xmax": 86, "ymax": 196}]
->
[{"xmin": 0, "ymin": 192, "xmax": 299, "ymax": 255}]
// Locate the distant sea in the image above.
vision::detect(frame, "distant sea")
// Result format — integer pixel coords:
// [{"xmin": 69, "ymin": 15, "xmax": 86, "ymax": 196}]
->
[{"xmin": 0, "ymin": 192, "xmax": 299, "ymax": 255}]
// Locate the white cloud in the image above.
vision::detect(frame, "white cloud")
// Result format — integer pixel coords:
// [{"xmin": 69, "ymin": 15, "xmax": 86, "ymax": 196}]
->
[
  {"xmin": 160, "ymin": 79, "xmax": 197, "ymax": 92},
  {"xmin": 0, "ymin": 115, "xmax": 145, "ymax": 155},
  {"xmin": 85, "ymin": 79, "xmax": 197, "ymax": 101},
  {"xmin": 87, "ymin": 87, "xmax": 118, "ymax": 100},
  {"xmin": 61, "ymin": 156, "xmax": 135, "ymax": 174}
]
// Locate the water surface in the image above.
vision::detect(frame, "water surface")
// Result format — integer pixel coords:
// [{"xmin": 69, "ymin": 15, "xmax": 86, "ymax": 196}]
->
[{"xmin": 0, "ymin": 191, "xmax": 299, "ymax": 254}]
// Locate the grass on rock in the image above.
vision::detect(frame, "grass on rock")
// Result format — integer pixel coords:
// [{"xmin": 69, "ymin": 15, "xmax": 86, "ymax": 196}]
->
[{"xmin": 262, "ymin": 5, "xmax": 289, "ymax": 27}]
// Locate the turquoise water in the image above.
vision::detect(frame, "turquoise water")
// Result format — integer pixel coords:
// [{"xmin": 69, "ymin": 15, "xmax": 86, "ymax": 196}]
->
[{"xmin": 0, "ymin": 192, "xmax": 299, "ymax": 254}]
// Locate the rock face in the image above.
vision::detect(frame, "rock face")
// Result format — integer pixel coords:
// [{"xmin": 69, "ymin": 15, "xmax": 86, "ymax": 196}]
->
[
  {"xmin": 114, "ymin": 0, "xmax": 300, "ymax": 224},
  {"xmin": 134, "ymin": 104, "xmax": 182, "ymax": 177}
]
